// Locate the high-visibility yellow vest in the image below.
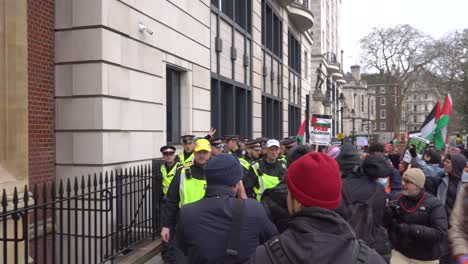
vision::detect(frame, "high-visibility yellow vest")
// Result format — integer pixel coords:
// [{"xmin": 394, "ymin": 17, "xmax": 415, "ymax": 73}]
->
[
  {"xmin": 278, "ymin": 155, "xmax": 287, "ymax": 162},
  {"xmin": 178, "ymin": 168, "xmax": 206, "ymax": 208},
  {"xmin": 251, "ymin": 160, "xmax": 287, "ymax": 201},
  {"xmin": 178, "ymin": 152, "xmax": 194, "ymax": 165},
  {"xmin": 161, "ymin": 162, "xmax": 178, "ymax": 196},
  {"xmin": 238, "ymin": 157, "xmax": 251, "ymax": 170}
]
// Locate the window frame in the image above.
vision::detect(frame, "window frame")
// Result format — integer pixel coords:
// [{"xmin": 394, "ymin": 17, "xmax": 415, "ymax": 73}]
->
[
  {"xmin": 380, "ymin": 109, "xmax": 386, "ymax": 119},
  {"xmin": 380, "ymin": 97, "xmax": 386, "ymax": 106},
  {"xmin": 380, "ymin": 122, "xmax": 386, "ymax": 130}
]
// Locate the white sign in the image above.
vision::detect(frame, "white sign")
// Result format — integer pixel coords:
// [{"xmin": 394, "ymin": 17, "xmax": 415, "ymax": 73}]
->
[
  {"xmin": 310, "ymin": 114, "xmax": 332, "ymax": 146},
  {"xmin": 356, "ymin": 136, "xmax": 369, "ymax": 146}
]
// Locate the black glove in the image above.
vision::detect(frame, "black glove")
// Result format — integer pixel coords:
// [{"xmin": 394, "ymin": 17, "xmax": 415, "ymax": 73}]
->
[{"xmin": 409, "ymin": 145, "xmax": 417, "ymax": 158}]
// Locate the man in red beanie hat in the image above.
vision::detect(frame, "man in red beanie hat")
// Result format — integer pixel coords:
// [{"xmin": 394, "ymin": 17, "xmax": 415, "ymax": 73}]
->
[{"xmin": 247, "ymin": 152, "xmax": 386, "ymax": 264}]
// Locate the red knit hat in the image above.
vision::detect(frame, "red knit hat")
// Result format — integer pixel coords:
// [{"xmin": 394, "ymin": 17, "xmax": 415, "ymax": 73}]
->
[{"xmin": 286, "ymin": 152, "xmax": 342, "ymax": 209}]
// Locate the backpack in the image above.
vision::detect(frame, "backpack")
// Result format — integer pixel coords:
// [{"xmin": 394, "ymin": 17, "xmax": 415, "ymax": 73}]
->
[
  {"xmin": 342, "ymin": 182, "xmax": 391, "ymax": 257},
  {"xmin": 264, "ymin": 236, "xmax": 370, "ymax": 264}
]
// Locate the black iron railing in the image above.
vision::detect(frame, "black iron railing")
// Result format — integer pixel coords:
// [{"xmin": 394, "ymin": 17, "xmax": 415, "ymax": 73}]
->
[{"xmin": 1, "ymin": 163, "xmax": 163, "ymax": 264}]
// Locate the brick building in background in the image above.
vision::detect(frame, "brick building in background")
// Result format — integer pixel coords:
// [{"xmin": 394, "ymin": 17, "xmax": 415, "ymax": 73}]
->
[{"xmin": 0, "ymin": 0, "xmax": 55, "ymax": 195}]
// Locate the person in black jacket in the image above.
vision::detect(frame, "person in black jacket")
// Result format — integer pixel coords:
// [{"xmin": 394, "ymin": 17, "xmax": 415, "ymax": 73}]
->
[
  {"xmin": 385, "ymin": 168, "xmax": 447, "ymax": 263},
  {"xmin": 425, "ymin": 153, "xmax": 468, "ymax": 263},
  {"xmin": 248, "ymin": 152, "xmax": 386, "ymax": 264},
  {"xmin": 177, "ymin": 154, "xmax": 277, "ymax": 264},
  {"xmin": 336, "ymin": 143, "xmax": 363, "ymax": 178},
  {"xmin": 339, "ymin": 155, "xmax": 392, "ymax": 261}
]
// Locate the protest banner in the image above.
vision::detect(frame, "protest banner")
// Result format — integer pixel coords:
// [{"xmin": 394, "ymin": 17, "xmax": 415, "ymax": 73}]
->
[{"xmin": 310, "ymin": 114, "xmax": 332, "ymax": 146}]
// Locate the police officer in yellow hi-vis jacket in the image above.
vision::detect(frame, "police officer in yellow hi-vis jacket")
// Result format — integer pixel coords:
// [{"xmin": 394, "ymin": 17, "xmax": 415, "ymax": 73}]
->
[
  {"xmin": 178, "ymin": 129, "xmax": 216, "ymax": 165},
  {"xmin": 160, "ymin": 145, "xmax": 179, "ymax": 196},
  {"xmin": 161, "ymin": 138, "xmax": 211, "ymax": 239},
  {"xmin": 244, "ymin": 139, "xmax": 287, "ymax": 200},
  {"xmin": 160, "ymin": 138, "xmax": 212, "ymax": 263}
]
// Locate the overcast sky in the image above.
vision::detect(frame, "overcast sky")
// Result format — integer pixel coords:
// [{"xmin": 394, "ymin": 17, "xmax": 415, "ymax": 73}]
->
[{"xmin": 340, "ymin": 0, "xmax": 468, "ymax": 72}]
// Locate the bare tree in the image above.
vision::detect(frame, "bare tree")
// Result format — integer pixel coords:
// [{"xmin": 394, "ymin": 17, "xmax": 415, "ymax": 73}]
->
[
  {"xmin": 359, "ymin": 24, "xmax": 438, "ymax": 135},
  {"xmin": 426, "ymin": 29, "xmax": 468, "ymax": 132},
  {"xmin": 426, "ymin": 30, "xmax": 467, "ymax": 94}
]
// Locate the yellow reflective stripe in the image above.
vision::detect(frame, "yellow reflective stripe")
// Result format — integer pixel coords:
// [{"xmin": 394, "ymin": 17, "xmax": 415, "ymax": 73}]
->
[
  {"xmin": 161, "ymin": 163, "xmax": 178, "ymax": 196},
  {"xmin": 239, "ymin": 158, "xmax": 250, "ymax": 170},
  {"xmin": 178, "ymin": 152, "xmax": 194, "ymax": 164},
  {"xmin": 179, "ymin": 169, "xmax": 206, "ymax": 207},
  {"xmin": 252, "ymin": 163, "xmax": 264, "ymax": 201},
  {"xmin": 252, "ymin": 162, "xmax": 282, "ymax": 200}
]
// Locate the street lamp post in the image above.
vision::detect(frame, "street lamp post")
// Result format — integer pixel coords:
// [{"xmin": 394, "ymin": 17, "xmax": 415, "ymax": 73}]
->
[
  {"xmin": 351, "ymin": 109, "xmax": 356, "ymax": 146},
  {"xmin": 339, "ymin": 93, "xmax": 345, "ymax": 135}
]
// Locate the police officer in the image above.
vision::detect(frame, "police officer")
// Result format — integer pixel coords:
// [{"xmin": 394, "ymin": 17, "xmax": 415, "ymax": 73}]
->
[
  {"xmin": 210, "ymin": 137, "xmax": 224, "ymax": 157},
  {"xmin": 244, "ymin": 139, "xmax": 287, "ymax": 200},
  {"xmin": 239, "ymin": 140, "xmax": 262, "ymax": 173},
  {"xmin": 178, "ymin": 129, "xmax": 217, "ymax": 165},
  {"xmin": 224, "ymin": 135, "xmax": 239, "ymax": 155},
  {"xmin": 160, "ymin": 145, "xmax": 178, "ymax": 196},
  {"xmin": 256, "ymin": 137, "xmax": 270, "ymax": 160},
  {"xmin": 236, "ymin": 136, "xmax": 248, "ymax": 157},
  {"xmin": 161, "ymin": 139, "xmax": 212, "ymax": 250},
  {"xmin": 280, "ymin": 137, "xmax": 297, "ymax": 162},
  {"xmin": 178, "ymin": 135, "xmax": 196, "ymax": 165}
]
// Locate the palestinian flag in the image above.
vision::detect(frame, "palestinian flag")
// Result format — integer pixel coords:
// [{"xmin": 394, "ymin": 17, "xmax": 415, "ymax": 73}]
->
[
  {"xmin": 435, "ymin": 94, "xmax": 452, "ymax": 150},
  {"xmin": 419, "ymin": 100, "xmax": 441, "ymax": 141},
  {"xmin": 311, "ymin": 114, "xmax": 332, "ymax": 129},
  {"xmin": 296, "ymin": 120, "xmax": 306, "ymax": 144}
]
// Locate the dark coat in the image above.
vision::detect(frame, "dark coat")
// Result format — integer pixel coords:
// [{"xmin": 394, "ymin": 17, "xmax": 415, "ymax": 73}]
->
[
  {"xmin": 339, "ymin": 171, "xmax": 387, "ymax": 226},
  {"xmin": 177, "ymin": 185, "xmax": 278, "ymax": 264},
  {"xmin": 336, "ymin": 171, "xmax": 391, "ymax": 257},
  {"xmin": 384, "ymin": 191, "xmax": 448, "ymax": 261},
  {"xmin": 247, "ymin": 207, "xmax": 386, "ymax": 264},
  {"xmin": 260, "ymin": 180, "xmax": 290, "ymax": 232}
]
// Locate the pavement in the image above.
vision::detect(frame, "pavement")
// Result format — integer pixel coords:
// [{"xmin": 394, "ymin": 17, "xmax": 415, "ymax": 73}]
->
[{"xmin": 144, "ymin": 254, "xmax": 163, "ymax": 264}]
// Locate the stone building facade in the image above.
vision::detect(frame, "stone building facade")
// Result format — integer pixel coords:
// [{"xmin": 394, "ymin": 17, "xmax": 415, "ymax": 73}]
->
[
  {"xmin": 342, "ymin": 66, "xmax": 375, "ymax": 142},
  {"xmin": 0, "ymin": 0, "xmax": 345, "ymax": 186}
]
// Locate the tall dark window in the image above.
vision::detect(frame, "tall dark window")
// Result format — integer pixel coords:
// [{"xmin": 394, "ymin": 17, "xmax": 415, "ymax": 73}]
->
[
  {"xmin": 262, "ymin": 96, "xmax": 282, "ymax": 139},
  {"xmin": 211, "ymin": 79, "xmax": 252, "ymax": 137},
  {"xmin": 288, "ymin": 105, "xmax": 300, "ymax": 136},
  {"xmin": 288, "ymin": 32, "xmax": 300, "ymax": 73},
  {"xmin": 213, "ymin": 0, "xmax": 252, "ymax": 33},
  {"xmin": 262, "ymin": 0, "xmax": 282, "ymax": 57},
  {"xmin": 166, "ymin": 68, "xmax": 181, "ymax": 143}
]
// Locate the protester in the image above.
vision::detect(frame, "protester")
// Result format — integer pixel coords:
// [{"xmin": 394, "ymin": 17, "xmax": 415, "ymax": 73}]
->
[
  {"xmin": 248, "ymin": 152, "xmax": 386, "ymax": 263},
  {"xmin": 326, "ymin": 145, "xmax": 341, "ymax": 159},
  {"xmin": 261, "ymin": 144, "xmax": 313, "ymax": 232},
  {"xmin": 369, "ymin": 143, "xmax": 402, "ymax": 197},
  {"xmin": 384, "ymin": 168, "xmax": 447, "ymax": 264},
  {"xmin": 416, "ymin": 149, "xmax": 443, "ymax": 178},
  {"xmin": 449, "ymin": 182, "xmax": 468, "ymax": 264},
  {"xmin": 335, "ymin": 143, "xmax": 362, "ymax": 178},
  {"xmin": 388, "ymin": 144, "xmax": 401, "ymax": 169},
  {"xmin": 425, "ymin": 153, "xmax": 468, "ymax": 263},
  {"xmin": 177, "ymin": 154, "xmax": 277, "ymax": 264},
  {"xmin": 340, "ymin": 155, "xmax": 392, "ymax": 261}
]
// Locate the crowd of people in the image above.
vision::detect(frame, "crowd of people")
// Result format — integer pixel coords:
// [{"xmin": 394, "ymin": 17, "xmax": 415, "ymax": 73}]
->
[{"xmin": 155, "ymin": 131, "xmax": 468, "ymax": 264}]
